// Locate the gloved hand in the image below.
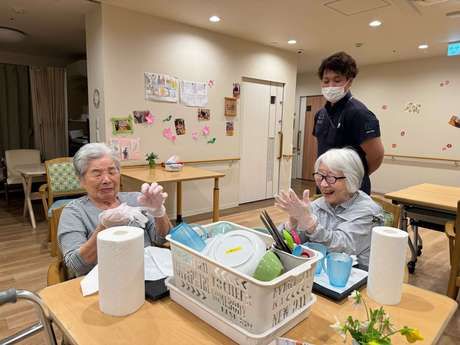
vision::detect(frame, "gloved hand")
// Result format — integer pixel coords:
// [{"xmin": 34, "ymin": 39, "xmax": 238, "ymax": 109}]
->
[
  {"xmin": 137, "ymin": 182, "xmax": 168, "ymax": 217},
  {"xmin": 275, "ymin": 188, "xmax": 317, "ymax": 233},
  {"xmin": 99, "ymin": 203, "xmax": 149, "ymax": 228}
]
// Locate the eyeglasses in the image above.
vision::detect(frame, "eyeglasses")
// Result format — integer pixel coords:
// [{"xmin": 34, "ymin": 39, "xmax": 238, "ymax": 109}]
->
[{"xmin": 312, "ymin": 172, "xmax": 346, "ymax": 185}]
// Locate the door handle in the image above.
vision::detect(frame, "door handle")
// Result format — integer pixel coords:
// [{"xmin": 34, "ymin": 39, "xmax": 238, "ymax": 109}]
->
[
  {"xmin": 277, "ymin": 131, "xmax": 283, "ymax": 160},
  {"xmin": 296, "ymin": 131, "xmax": 301, "ymax": 153}
]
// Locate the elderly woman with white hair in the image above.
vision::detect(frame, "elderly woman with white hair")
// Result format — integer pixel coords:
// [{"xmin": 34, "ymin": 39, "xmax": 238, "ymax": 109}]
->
[
  {"xmin": 58, "ymin": 143, "xmax": 172, "ymax": 277},
  {"xmin": 275, "ymin": 147, "xmax": 383, "ymax": 269}
]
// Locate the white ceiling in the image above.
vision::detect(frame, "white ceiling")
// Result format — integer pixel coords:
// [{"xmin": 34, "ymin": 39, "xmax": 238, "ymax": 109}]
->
[{"xmin": 1, "ymin": 0, "xmax": 460, "ymax": 71}]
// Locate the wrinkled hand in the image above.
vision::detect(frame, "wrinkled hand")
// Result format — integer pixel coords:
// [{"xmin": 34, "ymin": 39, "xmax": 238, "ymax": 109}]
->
[
  {"xmin": 137, "ymin": 182, "xmax": 168, "ymax": 217},
  {"xmin": 99, "ymin": 203, "xmax": 148, "ymax": 228},
  {"xmin": 275, "ymin": 188, "xmax": 317, "ymax": 232}
]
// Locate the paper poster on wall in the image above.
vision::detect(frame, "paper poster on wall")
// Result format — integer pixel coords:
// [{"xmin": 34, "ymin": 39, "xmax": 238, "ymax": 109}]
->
[
  {"xmin": 233, "ymin": 83, "xmax": 240, "ymax": 98},
  {"xmin": 110, "ymin": 138, "xmax": 140, "ymax": 161},
  {"xmin": 448, "ymin": 115, "xmax": 460, "ymax": 128},
  {"xmin": 180, "ymin": 80, "xmax": 208, "ymax": 107},
  {"xmin": 198, "ymin": 108, "xmax": 210, "ymax": 121},
  {"xmin": 225, "ymin": 97, "xmax": 237, "ymax": 116},
  {"xmin": 226, "ymin": 121, "xmax": 234, "ymax": 136},
  {"xmin": 174, "ymin": 118, "xmax": 186, "ymax": 135},
  {"xmin": 133, "ymin": 110, "xmax": 154, "ymax": 125},
  {"xmin": 144, "ymin": 72, "xmax": 179, "ymax": 103},
  {"xmin": 111, "ymin": 116, "xmax": 133, "ymax": 135}
]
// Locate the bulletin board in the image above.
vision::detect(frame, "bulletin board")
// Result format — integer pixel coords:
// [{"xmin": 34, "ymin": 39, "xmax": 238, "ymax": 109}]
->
[{"xmin": 106, "ymin": 73, "xmax": 241, "ymax": 164}]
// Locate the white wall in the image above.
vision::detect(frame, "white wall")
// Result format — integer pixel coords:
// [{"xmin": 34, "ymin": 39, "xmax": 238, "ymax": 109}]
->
[
  {"xmin": 295, "ymin": 56, "xmax": 460, "ymax": 194},
  {"xmin": 86, "ymin": 4, "xmax": 298, "ymax": 217}
]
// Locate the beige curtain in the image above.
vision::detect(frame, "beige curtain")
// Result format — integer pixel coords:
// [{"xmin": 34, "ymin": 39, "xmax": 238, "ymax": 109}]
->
[{"xmin": 30, "ymin": 67, "xmax": 67, "ymax": 159}]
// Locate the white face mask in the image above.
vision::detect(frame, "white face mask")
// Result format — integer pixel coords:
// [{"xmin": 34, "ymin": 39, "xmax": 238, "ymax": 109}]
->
[{"xmin": 321, "ymin": 85, "xmax": 347, "ymax": 103}]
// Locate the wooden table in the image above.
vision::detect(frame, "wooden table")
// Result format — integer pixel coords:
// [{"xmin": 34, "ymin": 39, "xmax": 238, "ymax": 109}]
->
[
  {"xmin": 121, "ymin": 166, "xmax": 225, "ymax": 223},
  {"xmin": 385, "ymin": 183, "xmax": 460, "ymax": 273},
  {"xmin": 39, "ymin": 278, "xmax": 457, "ymax": 345},
  {"xmin": 15, "ymin": 163, "xmax": 46, "ymax": 229}
]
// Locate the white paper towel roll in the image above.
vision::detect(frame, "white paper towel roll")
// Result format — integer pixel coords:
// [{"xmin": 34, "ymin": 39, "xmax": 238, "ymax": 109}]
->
[
  {"xmin": 367, "ymin": 226, "xmax": 408, "ymax": 305},
  {"xmin": 97, "ymin": 226, "xmax": 145, "ymax": 316}
]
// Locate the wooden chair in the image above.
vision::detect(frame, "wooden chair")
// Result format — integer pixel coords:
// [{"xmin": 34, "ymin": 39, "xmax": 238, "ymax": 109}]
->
[
  {"xmin": 371, "ymin": 195, "xmax": 401, "ymax": 228},
  {"xmin": 40, "ymin": 157, "xmax": 85, "ymax": 256},
  {"xmin": 47, "ymin": 206, "xmax": 70, "ymax": 286},
  {"xmin": 446, "ymin": 200, "xmax": 460, "ymax": 299}
]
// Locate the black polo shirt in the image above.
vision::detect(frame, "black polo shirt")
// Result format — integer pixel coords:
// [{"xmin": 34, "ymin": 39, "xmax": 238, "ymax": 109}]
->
[{"xmin": 312, "ymin": 92, "xmax": 381, "ymax": 194}]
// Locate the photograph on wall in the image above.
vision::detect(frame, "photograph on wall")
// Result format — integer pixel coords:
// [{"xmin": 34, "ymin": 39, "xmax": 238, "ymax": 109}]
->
[
  {"xmin": 180, "ymin": 80, "xmax": 208, "ymax": 107},
  {"xmin": 133, "ymin": 110, "xmax": 150, "ymax": 124},
  {"xmin": 111, "ymin": 116, "xmax": 133, "ymax": 135},
  {"xmin": 110, "ymin": 138, "xmax": 140, "ymax": 161},
  {"xmin": 174, "ymin": 118, "xmax": 186, "ymax": 135},
  {"xmin": 226, "ymin": 121, "xmax": 234, "ymax": 136},
  {"xmin": 144, "ymin": 72, "xmax": 179, "ymax": 103},
  {"xmin": 233, "ymin": 83, "xmax": 240, "ymax": 98},
  {"xmin": 448, "ymin": 115, "xmax": 460, "ymax": 128},
  {"xmin": 224, "ymin": 97, "xmax": 237, "ymax": 116},
  {"xmin": 198, "ymin": 108, "xmax": 211, "ymax": 121}
]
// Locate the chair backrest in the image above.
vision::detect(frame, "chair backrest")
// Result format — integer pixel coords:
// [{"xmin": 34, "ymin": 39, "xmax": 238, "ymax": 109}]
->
[
  {"xmin": 69, "ymin": 129, "xmax": 84, "ymax": 139},
  {"xmin": 47, "ymin": 206, "xmax": 69, "ymax": 286},
  {"xmin": 5, "ymin": 149, "xmax": 42, "ymax": 184},
  {"xmin": 45, "ymin": 157, "xmax": 85, "ymax": 206},
  {"xmin": 371, "ymin": 195, "xmax": 402, "ymax": 228}
]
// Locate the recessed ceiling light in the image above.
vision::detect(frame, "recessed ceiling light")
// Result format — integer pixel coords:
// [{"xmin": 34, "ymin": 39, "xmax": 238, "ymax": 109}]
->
[
  {"xmin": 209, "ymin": 15, "xmax": 220, "ymax": 23},
  {"xmin": 0, "ymin": 26, "xmax": 26, "ymax": 42},
  {"xmin": 369, "ymin": 20, "xmax": 382, "ymax": 27},
  {"xmin": 287, "ymin": 39, "xmax": 297, "ymax": 45},
  {"xmin": 418, "ymin": 44, "xmax": 429, "ymax": 49}
]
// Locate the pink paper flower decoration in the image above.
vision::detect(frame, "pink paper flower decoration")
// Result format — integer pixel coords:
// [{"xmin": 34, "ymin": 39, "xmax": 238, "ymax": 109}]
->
[
  {"xmin": 192, "ymin": 132, "xmax": 199, "ymax": 140},
  {"xmin": 202, "ymin": 125, "xmax": 210, "ymax": 136},
  {"xmin": 145, "ymin": 112, "xmax": 154, "ymax": 125}
]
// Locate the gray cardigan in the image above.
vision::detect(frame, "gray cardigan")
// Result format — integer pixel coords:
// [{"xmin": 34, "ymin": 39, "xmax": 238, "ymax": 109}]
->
[{"xmin": 58, "ymin": 192, "xmax": 166, "ymax": 277}]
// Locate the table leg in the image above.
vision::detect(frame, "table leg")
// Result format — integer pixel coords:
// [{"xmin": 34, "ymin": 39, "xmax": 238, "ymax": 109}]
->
[
  {"xmin": 401, "ymin": 208, "xmax": 417, "ymax": 273},
  {"xmin": 22, "ymin": 175, "xmax": 37, "ymax": 229},
  {"xmin": 176, "ymin": 181, "xmax": 182, "ymax": 224},
  {"xmin": 212, "ymin": 178, "xmax": 220, "ymax": 222}
]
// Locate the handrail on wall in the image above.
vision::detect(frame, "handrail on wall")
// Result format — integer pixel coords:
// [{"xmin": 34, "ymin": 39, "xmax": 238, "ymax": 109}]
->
[
  {"xmin": 384, "ymin": 154, "xmax": 460, "ymax": 166},
  {"xmin": 121, "ymin": 157, "xmax": 240, "ymax": 168}
]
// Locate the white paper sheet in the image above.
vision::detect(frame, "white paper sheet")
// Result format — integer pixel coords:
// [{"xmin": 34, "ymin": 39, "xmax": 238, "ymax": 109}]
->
[
  {"xmin": 80, "ymin": 246, "xmax": 174, "ymax": 296},
  {"xmin": 180, "ymin": 80, "xmax": 208, "ymax": 107}
]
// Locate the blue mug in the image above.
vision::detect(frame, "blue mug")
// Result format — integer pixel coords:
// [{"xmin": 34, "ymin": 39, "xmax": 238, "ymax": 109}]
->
[
  {"xmin": 323, "ymin": 252, "xmax": 353, "ymax": 287},
  {"xmin": 170, "ymin": 222, "xmax": 207, "ymax": 252},
  {"xmin": 305, "ymin": 242, "xmax": 328, "ymax": 275}
]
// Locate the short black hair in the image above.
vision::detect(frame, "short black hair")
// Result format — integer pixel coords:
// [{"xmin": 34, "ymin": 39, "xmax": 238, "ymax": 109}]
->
[{"xmin": 317, "ymin": 52, "xmax": 358, "ymax": 80}]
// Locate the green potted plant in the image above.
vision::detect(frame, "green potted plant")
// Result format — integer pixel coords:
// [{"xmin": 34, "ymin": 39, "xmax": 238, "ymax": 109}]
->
[
  {"xmin": 331, "ymin": 291, "xmax": 423, "ymax": 345},
  {"xmin": 145, "ymin": 152, "xmax": 158, "ymax": 168}
]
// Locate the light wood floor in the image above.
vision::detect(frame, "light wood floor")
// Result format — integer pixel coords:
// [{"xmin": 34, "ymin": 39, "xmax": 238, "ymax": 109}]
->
[{"xmin": 0, "ymin": 182, "xmax": 459, "ymax": 344}]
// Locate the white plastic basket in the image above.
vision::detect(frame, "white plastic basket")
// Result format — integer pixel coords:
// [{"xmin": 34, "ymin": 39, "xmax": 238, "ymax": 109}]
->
[
  {"xmin": 166, "ymin": 277, "xmax": 317, "ymax": 345},
  {"xmin": 166, "ymin": 221, "xmax": 320, "ymax": 334}
]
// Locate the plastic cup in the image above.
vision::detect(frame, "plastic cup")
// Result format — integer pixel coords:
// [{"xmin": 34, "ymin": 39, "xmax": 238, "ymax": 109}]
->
[
  {"xmin": 305, "ymin": 242, "xmax": 327, "ymax": 275},
  {"xmin": 170, "ymin": 222, "xmax": 206, "ymax": 252},
  {"xmin": 324, "ymin": 252, "xmax": 353, "ymax": 287}
]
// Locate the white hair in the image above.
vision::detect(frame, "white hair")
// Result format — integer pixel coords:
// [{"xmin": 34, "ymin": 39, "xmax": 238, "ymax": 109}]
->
[
  {"xmin": 73, "ymin": 143, "xmax": 120, "ymax": 177},
  {"xmin": 314, "ymin": 148, "xmax": 364, "ymax": 193}
]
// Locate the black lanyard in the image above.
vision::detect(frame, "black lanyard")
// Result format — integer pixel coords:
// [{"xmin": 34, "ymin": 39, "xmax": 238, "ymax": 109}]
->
[{"xmin": 325, "ymin": 96, "xmax": 353, "ymax": 129}]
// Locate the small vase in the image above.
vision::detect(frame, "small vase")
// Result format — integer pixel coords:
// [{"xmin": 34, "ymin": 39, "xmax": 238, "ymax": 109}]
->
[{"xmin": 148, "ymin": 161, "xmax": 156, "ymax": 169}]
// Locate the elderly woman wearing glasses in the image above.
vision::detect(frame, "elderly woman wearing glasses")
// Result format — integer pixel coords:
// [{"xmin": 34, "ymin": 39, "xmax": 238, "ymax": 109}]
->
[
  {"xmin": 58, "ymin": 143, "xmax": 172, "ymax": 277},
  {"xmin": 275, "ymin": 147, "xmax": 383, "ymax": 269}
]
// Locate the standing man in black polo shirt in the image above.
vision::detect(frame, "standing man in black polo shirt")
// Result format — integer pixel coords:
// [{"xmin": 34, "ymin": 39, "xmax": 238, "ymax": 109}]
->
[{"xmin": 313, "ymin": 52, "xmax": 384, "ymax": 194}]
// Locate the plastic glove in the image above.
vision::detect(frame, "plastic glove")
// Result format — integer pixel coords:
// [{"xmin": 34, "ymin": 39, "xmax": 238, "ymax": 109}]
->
[
  {"xmin": 137, "ymin": 182, "xmax": 168, "ymax": 217},
  {"xmin": 275, "ymin": 188, "xmax": 317, "ymax": 233},
  {"xmin": 99, "ymin": 203, "xmax": 149, "ymax": 228}
]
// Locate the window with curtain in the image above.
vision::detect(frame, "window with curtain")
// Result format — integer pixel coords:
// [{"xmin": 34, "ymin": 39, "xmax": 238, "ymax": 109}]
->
[{"xmin": 0, "ymin": 63, "xmax": 34, "ymax": 157}]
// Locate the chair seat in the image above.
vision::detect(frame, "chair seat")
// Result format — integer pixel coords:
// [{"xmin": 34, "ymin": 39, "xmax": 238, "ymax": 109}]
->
[{"xmin": 47, "ymin": 199, "xmax": 76, "ymax": 218}]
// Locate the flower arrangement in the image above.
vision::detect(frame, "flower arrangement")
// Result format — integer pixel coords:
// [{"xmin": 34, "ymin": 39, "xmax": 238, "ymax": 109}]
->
[
  {"xmin": 331, "ymin": 291, "xmax": 423, "ymax": 345},
  {"xmin": 145, "ymin": 152, "xmax": 158, "ymax": 168}
]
